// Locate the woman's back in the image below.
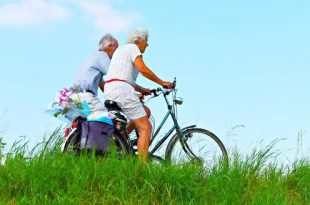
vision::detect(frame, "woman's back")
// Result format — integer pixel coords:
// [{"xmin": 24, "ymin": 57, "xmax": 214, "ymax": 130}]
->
[{"xmin": 106, "ymin": 44, "xmax": 142, "ymax": 85}]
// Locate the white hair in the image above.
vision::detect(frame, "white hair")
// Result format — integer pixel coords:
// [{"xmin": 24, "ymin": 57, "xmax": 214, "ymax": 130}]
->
[
  {"xmin": 127, "ymin": 28, "xmax": 149, "ymax": 44},
  {"xmin": 99, "ymin": 33, "xmax": 116, "ymax": 51}
]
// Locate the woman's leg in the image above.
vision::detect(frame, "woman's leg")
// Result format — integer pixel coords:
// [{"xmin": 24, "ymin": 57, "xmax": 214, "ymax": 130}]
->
[
  {"xmin": 126, "ymin": 105, "xmax": 151, "ymax": 134},
  {"xmin": 131, "ymin": 115, "xmax": 152, "ymax": 161}
]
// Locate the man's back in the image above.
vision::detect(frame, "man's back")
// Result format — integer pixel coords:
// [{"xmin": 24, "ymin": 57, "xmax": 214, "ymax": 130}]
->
[{"xmin": 76, "ymin": 51, "xmax": 110, "ymax": 95}]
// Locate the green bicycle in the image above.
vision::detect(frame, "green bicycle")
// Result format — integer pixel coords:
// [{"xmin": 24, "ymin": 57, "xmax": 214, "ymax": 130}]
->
[
  {"xmin": 104, "ymin": 78, "xmax": 228, "ymax": 167},
  {"xmin": 62, "ymin": 78, "xmax": 228, "ymax": 167}
]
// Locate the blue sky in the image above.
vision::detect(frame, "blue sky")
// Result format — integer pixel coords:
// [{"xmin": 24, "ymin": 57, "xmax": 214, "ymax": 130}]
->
[{"xmin": 0, "ymin": 0, "xmax": 309, "ymax": 162}]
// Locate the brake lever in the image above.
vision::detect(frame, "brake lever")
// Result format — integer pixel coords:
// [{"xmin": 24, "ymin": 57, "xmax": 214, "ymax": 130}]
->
[
  {"xmin": 150, "ymin": 89, "xmax": 159, "ymax": 97},
  {"xmin": 172, "ymin": 77, "xmax": 176, "ymax": 89},
  {"xmin": 145, "ymin": 88, "xmax": 162, "ymax": 103}
]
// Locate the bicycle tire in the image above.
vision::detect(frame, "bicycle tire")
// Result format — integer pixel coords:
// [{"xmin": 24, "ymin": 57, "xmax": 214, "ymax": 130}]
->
[
  {"xmin": 165, "ymin": 127, "xmax": 228, "ymax": 167},
  {"xmin": 61, "ymin": 128, "xmax": 81, "ymax": 154},
  {"xmin": 106, "ymin": 131, "xmax": 131, "ymax": 158},
  {"xmin": 148, "ymin": 154, "xmax": 164, "ymax": 164},
  {"xmin": 61, "ymin": 129, "xmax": 130, "ymax": 158}
]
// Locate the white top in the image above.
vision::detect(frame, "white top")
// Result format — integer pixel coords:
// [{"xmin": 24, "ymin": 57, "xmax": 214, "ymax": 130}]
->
[{"xmin": 105, "ymin": 44, "xmax": 141, "ymax": 85}]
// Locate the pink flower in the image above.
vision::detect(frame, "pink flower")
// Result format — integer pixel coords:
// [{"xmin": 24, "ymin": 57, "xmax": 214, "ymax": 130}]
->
[
  {"xmin": 62, "ymin": 101, "xmax": 71, "ymax": 108},
  {"xmin": 59, "ymin": 91, "xmax": 66, "ymax": 97}
]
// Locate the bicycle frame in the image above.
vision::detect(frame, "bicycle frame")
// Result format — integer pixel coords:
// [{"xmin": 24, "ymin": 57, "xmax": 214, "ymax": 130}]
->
[{"xmin": 147, "ymin": 89, "xmax": 192, "ymax": 157}]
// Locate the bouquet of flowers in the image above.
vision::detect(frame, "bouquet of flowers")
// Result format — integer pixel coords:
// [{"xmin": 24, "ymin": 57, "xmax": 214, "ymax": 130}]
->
[{"xmin": 46, "ymin": 85, "xmax": 90, "ymax": 122}]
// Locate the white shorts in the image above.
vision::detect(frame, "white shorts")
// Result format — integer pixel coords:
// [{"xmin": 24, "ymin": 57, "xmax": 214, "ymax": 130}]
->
[
  {"xmin": 103, "ymin": 82, "xmax": 146, "ymax": 120},
  {"xmin": 71, "ymin": 92, "xmax": 106, "ymax": 113}
]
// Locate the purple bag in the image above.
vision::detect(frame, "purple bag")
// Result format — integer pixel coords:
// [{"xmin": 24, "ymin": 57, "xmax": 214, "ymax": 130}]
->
[{"xmin": 80, "ymin": 121, "xmax": 114, "ymax": 153}]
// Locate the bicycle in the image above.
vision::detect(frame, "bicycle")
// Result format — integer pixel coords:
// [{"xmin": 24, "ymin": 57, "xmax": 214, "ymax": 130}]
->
[{"xmin": 62, "ymin": 78, "xmax": 228, "ymax": 167}]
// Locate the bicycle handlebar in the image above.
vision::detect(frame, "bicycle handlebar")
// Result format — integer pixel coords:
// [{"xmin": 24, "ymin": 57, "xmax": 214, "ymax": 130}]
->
[
  {"xmin": 141, "ymin": 77, "xmax": 177, "ymax": 98},
  {"xmin": 162, "ymin": 77, "xmax": 176, "ymax": 89}
]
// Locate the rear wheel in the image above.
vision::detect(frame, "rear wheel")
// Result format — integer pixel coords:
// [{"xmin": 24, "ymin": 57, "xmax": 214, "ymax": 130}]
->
[
  {"xmin": 105, "ymin": 132, "xmax": 130, "ymax": 158},
  {"xmin": 165, "ymin": 128, "xmax": 228, "ymax": 168},
  {"xmin": 61, "ymin": 128, "xmax": 81, "ymax": 155},
  {"xmin": 61, "ymin": 130, "xmax": 130, "ymax": 158}
]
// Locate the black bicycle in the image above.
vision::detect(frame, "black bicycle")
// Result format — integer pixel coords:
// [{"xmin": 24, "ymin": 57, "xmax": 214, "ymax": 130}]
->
[{"xmin": 62, "ymin": 78, "xmax": 228, "ymax": 167}]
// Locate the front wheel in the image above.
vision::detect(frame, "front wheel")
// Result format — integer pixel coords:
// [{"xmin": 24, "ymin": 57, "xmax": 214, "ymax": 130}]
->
[{"xmin": 165, "ymin": 128, "xmax": 228, "ymax": 168}]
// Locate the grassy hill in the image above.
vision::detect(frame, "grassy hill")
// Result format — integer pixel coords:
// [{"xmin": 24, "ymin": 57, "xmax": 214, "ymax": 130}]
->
[{"xmin": 0, "ymin": 132, "xmax": 309, "ymax": 204}]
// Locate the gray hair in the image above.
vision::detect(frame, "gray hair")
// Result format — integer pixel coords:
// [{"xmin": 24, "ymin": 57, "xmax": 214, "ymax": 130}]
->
[
  {"xmin": 99, "ymin": 33, "xmax": 116, "ymax": 51},
  {"xmin": 127, "ymin": 28, "xmax": 149, "ymax": 44}
]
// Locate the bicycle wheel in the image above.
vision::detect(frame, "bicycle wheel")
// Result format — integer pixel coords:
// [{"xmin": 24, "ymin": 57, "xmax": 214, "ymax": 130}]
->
[
  {"xmin": 148, "ymin": 154, "xmax": 165, "ymax": 165},
  {"xmin": 61, "ymin": 128, "xmax": 81, "ymax": 155},
  {"xmin": 104, "ymin": 132, "xmax": 130, "ymax": 159},
  {"xmin": 165, "ymin": 128, "xmax": 228, "ymax": 168},
  {"xmin": 61, "ymin": 129, "xmax": 130, "ymax": 158}
]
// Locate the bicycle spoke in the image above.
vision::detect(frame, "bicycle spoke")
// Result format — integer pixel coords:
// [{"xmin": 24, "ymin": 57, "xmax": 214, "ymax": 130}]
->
[{"xmin": 166, "ymin": 128, "xmax": 228, "ymax": 168}]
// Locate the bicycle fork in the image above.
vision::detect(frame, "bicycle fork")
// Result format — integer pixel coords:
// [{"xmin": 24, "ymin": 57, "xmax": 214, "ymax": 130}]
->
[
  {"xmin": 176, "ymin": 129, "xmax": 202, "ymax": 161},
  {"xmin": 170, "ymin": 104, "xmax": 201, "ymax": 161}
]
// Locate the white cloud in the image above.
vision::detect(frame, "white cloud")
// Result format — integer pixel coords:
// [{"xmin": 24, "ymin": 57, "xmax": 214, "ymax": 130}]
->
[
  {"xmin": 0, "ymin": 0, "xmax": 141, "ymax": 31},
  {"xmin": 74, "ymin": 0, "xmax": 141, "ymax": 32},
  {"xmin": 0, "ymin": 0, "xmax": 70, "ymax": 26}
]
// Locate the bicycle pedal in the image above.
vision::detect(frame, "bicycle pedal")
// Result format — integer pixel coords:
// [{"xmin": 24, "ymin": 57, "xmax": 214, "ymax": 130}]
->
[{"xmin": 130, "ymin": 139, "xmax": 138, "ymax": 146}]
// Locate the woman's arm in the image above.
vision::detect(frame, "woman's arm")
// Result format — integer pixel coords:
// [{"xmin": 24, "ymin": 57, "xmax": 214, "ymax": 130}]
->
[
  {"xmin": 134, "ymin": 55, "xmax": 173, "ymax": 88},
  {"xmin": 134, "ymin": 56, "xmax": 164, "ymax": 85}
]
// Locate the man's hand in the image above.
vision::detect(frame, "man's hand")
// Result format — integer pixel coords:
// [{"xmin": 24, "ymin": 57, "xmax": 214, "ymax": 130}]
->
[
  {"xmin": 137, "ymin": 93, "xmax": 145, "ymax": 100},
  {"xmin": 99, "ymin": 82, "xmax": 105, "ymax": 93},
  {"xmin": 141, "ymin": 88, "xmax": 152, "ymax": 96},
  {"xmin": 161, "ymin": 81, "xmax": 174, "ymax": 89}
]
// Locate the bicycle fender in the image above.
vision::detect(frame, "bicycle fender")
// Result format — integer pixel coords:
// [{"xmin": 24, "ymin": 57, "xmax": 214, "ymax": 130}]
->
[{"xmin": 180, "ymin": 125, "xmax": 196, "ymax": 132}]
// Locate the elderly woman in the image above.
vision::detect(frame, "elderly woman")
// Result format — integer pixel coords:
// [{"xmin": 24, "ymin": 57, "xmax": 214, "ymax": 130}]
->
[{"xmin": 104, "ymin": 28, "xmax": 173, "ymax": 161}]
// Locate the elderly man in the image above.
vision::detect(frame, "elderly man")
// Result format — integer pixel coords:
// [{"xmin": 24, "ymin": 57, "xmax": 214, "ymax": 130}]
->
[
  {"xmin": 104, "ymin": 28, "xmax": 173, "ymax": 161},
  {"xmin": 73, "ymin": 33, "xmax": 119, "ymax": 113}
]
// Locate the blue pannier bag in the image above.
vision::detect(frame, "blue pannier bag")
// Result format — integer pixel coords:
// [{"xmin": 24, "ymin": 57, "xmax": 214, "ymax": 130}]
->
[{"xmin": 80, "ymin": 121, "xmax": 114, "ymax": 154}]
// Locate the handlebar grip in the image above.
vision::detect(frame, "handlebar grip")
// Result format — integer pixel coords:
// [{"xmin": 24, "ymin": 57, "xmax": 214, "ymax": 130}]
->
[
  {"xmin": 141, "ymin": 92, "xmax": 150, "ymax": 96},
  {"xmin": 163, "ymin": 85, "xmax": 169, "ymax": 89},
  {"xmin": 162, "ymin": 82, "xmax": 176, "ymax": 89}
]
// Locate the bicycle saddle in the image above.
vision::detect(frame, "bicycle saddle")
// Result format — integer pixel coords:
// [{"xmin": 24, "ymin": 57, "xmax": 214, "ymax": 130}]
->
[{"xmin": 104, "ymin": 100, "xmax": 122, "ymax": 111}]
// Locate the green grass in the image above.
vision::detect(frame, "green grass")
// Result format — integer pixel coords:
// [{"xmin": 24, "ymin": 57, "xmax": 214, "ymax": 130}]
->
[{"xmin": 0, "ymin": 131, "xmax": 309, "ymax": 204}]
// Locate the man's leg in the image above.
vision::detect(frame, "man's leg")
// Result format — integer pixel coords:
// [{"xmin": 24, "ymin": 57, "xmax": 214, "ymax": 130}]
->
[{"xmin": 131, "ymin": 116, "xmax": 152, "ymax": 162}]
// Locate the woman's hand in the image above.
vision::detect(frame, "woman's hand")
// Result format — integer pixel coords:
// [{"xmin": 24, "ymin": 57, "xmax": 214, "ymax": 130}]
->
[{"xmin": 161, "ymin": 81, "xmax": 174, "ymax": 89}]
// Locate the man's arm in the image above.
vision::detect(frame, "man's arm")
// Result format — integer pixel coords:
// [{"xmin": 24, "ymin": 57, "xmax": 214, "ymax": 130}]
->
[
  {"xmin": 134, "ymin": 83, "xmax": 147, "ymax": 93},
  {"xmin": 99, "ymin": 82, "xmax": 105, "ymax": 93}
]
